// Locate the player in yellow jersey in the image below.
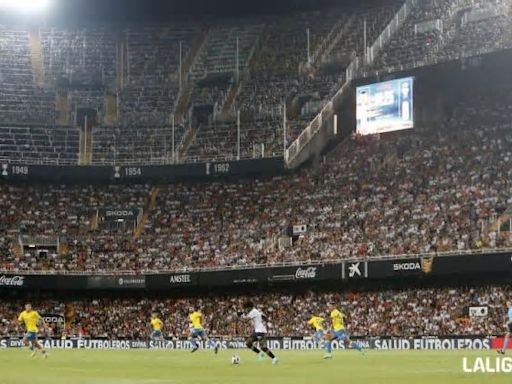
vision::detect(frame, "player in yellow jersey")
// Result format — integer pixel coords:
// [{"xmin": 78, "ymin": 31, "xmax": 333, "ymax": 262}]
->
[
  {"xmin": 17, "ymin": 303, "xmax": 48, "ymax": 358},
  {"xmin": 150, "ymin": 312, "xmax": 164, "ymax": 341},
  {"xmin": 324, "ymin": 304, "xmax": 363, "ymax": 359},
  {"xmin": 189, "ymin": 309, "xmax": 219, "ymax": 354},
  {"xmin": 307, "ymin": 315, "xmax": 326, "ymax": 346}
]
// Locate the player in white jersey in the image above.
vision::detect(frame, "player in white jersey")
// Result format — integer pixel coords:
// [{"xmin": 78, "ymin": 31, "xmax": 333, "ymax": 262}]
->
[
  {"xmin": 238, "ymin": 301, "xmax": 278, "ymax": 364},
  {"xmin": 498, "ymin": 300, "xmax": 512, "ymax": 355}
]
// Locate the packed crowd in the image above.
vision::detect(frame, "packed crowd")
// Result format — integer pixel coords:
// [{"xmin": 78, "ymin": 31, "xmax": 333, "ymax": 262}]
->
[
  {"xmin": 1, "ymin": 88, "xmax": 512, "ymax": 272},
  {"xmin": 370, "ymin": 0, "xmax": 512, "ymax": 75},
  {"xmin": 0, "ymin": 184, "xmax": 151, "ymax": 271},
  {"xmin": 370, "ymin": 0, "xmax": 454, "ymax": 72},
  {"xmin": 439, "ymin": 0, "xmax": 512, "ymax": 63},
  {"xmin": 0, "ymin": 285, "xmax": 509, "ymax": 338}
]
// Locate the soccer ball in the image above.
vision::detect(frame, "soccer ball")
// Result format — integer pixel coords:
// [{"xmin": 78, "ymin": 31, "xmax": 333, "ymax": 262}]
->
[{"xmin": 231, "ymin": 355, "xmax": 241, "ymax": 365}]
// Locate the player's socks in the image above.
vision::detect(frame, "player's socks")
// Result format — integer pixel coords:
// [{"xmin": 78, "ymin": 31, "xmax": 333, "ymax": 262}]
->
[
  {"xmin": 264, "ymin": 350, "xmax": 275, "ymax": 359},
  {"xmin": 324, "ymin": 341, "xmax": 332, "ymax": 354},
  {"xmin": 323, "ymin": 353, "xmax": 333, "ymax": 359},
  {"xmin": 351, "ymin": 341, "xmax": 363, "ymax": 352},
  {"xmin": 272, "ymin": 357, "xmax": 279, "ymax": 365},
  {"xmin": 190, "ymin": 339, "xmax": 199, "ymax": 353},
  {"xmin": 501, "ymin": 335, "xmax": 510, "ymax": 354},
  {"xmin": 249, "ymin": 345, "xmax": 261, "ymax": 354},
  {"xmin": 207, "ymin": 340, "xmax": 219, "ymax": 354}
]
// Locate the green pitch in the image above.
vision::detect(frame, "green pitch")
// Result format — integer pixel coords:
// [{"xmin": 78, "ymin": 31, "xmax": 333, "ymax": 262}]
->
[{"xmin": 0, "ymin": 349, "xmax": 510, "ymax": 384}]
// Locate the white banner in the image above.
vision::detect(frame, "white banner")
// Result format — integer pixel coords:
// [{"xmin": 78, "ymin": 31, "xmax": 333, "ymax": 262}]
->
[{"xmin": 469, "ymin": 306, "xmax": 489, "ymax": 318}]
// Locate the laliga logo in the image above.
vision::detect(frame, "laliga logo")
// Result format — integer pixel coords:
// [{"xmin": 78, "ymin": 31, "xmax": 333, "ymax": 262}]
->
[
  {"xmin": 462, "ymin": 357, "xmax": 512, "ymax": 373},
  {"xmin": 0, "ymin": 275, "xmax": 24, "ymax": 286},
  {"xmin": 295, "ymin": 267, "xmax": 317, "ymax": 279}
]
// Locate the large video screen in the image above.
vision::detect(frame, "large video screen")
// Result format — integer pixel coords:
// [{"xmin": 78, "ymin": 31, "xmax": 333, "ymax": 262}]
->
[{"xmin": 356, "ymin": 77, "xmax": 414, "ymax": 135}]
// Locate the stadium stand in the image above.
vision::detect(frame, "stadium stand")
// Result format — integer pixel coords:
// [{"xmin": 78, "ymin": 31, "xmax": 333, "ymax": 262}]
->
[
  {"xmin": 438, "ymin": 0, "xmax": 512, "ymax": 62},
  {"xmin": 0, "ymin": 125, "xmax": 79, "ymax": 165},
  {"xmin": 117, "ymin": 25, "xmax": 200, "ymax": 127},
  {"xmin": 1, "ymin": 1, "xmax": 512, "ymax": 165},
  {"xmin": 39, "ymin": 26, "xmax": 117, "ymax": 87},
  {"xmin": 189, "ymin": 23, "xmax": 262, "ymax": 80},
  {"xmin": 186, "ymin": 118, "xmax": 282, "ymax": 162},
  {"xmin": 0, "ymin": 27, "xmax": 57, "ymax": 125},
  {"xmin": 327, "ymin": 0, "xmax": 402, "ymax": 68},
  {"xmin": 1, "ymin": 286, "xmax": 510, "ymax": 338},
  {"xmin": 369, "ymin": 0, "xmax": 456, "ymax": 72},
  {"xmin": 5, "ymin": 5, "xmax": 512, "ymax": 382},
  {"xmin": 369, "ymin": 0, "xmax": 512, "ymax": 74},
  {"xmin": 1, "ymin": 87, "xmax": 512, "ymax": 271},
  {"xmin": 1, "ymin": 1, "xmax": 512, "ymax": 272},
  {"xmin": 92, "ymin": 124, "xmax": 186, "ymax": 165}
]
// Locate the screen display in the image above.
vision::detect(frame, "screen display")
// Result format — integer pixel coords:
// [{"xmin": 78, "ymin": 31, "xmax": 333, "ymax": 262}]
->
[{"xmin": 356, "ymin": 77, "xmax": 414, "ymax": 135}]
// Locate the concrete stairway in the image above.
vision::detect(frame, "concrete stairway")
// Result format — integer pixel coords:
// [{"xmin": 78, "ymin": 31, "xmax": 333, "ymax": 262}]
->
[
  {"xmin": 56, "ymin": 91, "xmax": 69, "ymax": 125},
  {"xmin": 29, "ymin": 29, "xmax": 45, "ymax": 87},
  {"xmin": 104, "ymin": 94, "xmax": 118, "ymax": 126},
  {"xmin": 133, "ymin": 187, "xmax": 160, "ymax": 239}
]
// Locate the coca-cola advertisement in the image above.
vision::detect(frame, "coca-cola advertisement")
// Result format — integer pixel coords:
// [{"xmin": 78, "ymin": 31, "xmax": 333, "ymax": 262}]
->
[
  {"xmin": 295, "ymin": 267, "xmax": 317, "ymax": 279},
  {"xmin": 0, "ymin": 275, "xmax": 24, "ymax": 287},
  {"xmin": 0, "ymin": 274, "xmax": 88, "ymax": 290},
  {"xmin": 267, "ymin": 264, "xmax": 340, "ymax": 282}
]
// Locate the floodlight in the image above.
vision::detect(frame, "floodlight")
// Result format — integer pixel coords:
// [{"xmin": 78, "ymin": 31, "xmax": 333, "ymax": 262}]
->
[{"xmin": 0, "ymin": 0, "xmax": 52, "ymax": 13}]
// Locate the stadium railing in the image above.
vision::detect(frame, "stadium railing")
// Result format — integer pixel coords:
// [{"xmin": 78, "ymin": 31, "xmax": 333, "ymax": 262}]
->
[
  {"xmin": 367, "ymin": 0, "xmax": 415, "ymax": 65},
  {"xmin": 1, "ymin": 246, "xmax": 510, "ymax": 275}
]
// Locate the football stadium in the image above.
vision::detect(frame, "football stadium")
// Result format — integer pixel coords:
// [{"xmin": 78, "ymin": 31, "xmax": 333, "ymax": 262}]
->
[{"xmin": 1, "ymin": 0, "xmax": 512, "ymax": 382}]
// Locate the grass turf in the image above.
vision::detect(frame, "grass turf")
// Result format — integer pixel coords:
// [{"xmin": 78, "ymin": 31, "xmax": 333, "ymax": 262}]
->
[{"xmin": 0, "ymin": 349, "xmax": 510, "ymax": 384}]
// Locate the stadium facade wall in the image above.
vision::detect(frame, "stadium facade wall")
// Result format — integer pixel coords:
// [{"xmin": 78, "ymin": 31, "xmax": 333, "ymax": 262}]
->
[
  {"xmin": 1, "ymin": 251, "xmax": 510, "ymax": 291},
  {"xmin": 0, "ymin": 158, "xmax": 285, "ymax": 183}
]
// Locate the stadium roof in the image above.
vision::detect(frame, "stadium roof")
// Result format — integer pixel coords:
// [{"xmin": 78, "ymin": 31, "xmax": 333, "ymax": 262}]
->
[{"xmin": 37, "ymin": 0, "xmax": 387, "ymax": 23}]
